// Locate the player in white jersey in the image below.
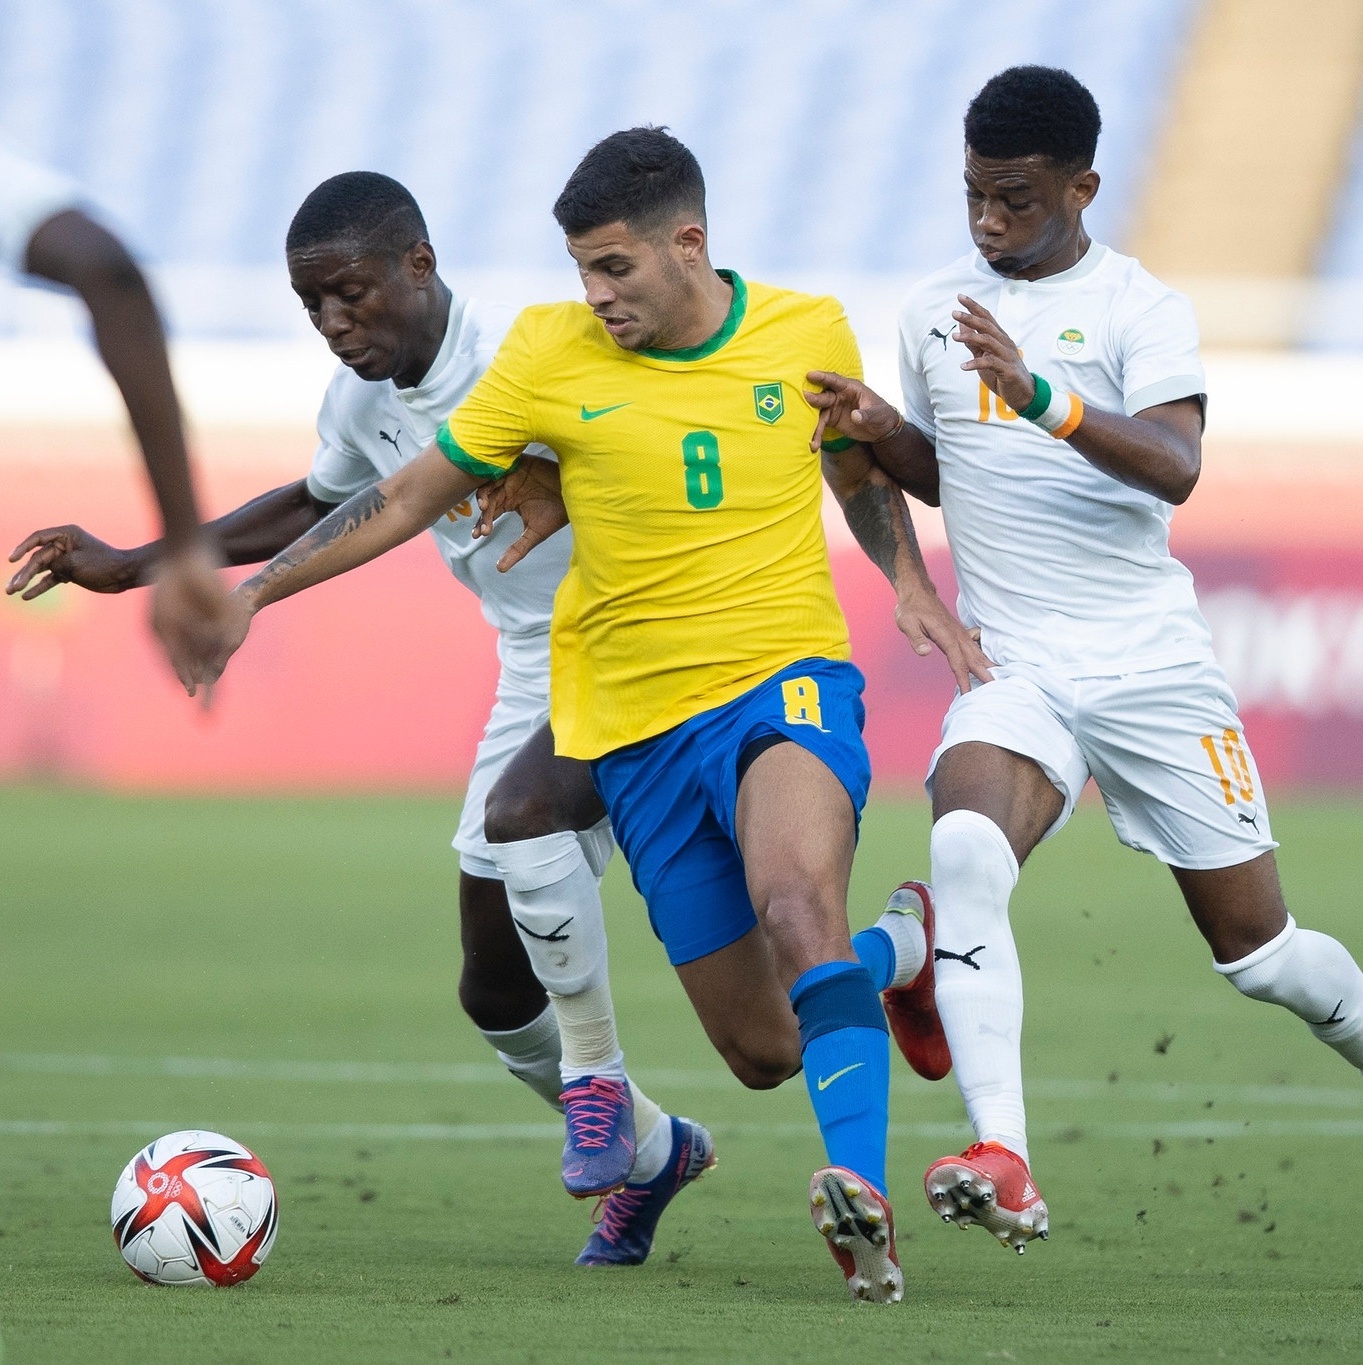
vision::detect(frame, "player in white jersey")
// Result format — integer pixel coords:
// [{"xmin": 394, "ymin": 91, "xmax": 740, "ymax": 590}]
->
[
  {"xmin": 7, "ymin": 173, "xmax": 711, "ymax": 1266},
  {"xmin": 807, "ymin": 65, "xmax": 1363, "ymax": 1253},
  {"xmin": 0, "ymin": 140, "xmax": 230, "ymax": 674}
]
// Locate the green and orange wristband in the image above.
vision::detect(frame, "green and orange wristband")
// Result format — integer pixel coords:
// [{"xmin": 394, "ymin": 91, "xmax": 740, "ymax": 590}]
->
[{"xmin": 1017, "ymin": 373, "xmax": 1084, "ymax": 439}]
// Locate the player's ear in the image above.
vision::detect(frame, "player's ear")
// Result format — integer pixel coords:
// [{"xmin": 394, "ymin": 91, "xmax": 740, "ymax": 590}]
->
[
  {"xmin": 1070, "ymin": 168, "xmax": 1100, "ymax": 213},
  {"xmin": 407, "ymin": 240, "xmax": 437, "ymax": 285},
  {"xmin": 673, "ymin": 221, "xmax": 707, "ymax": 265}
]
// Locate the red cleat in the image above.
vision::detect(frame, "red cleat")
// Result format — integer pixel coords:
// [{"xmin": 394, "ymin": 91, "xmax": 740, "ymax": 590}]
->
[
  {"xmin": 924, "ymin": 1141, "xmax": 1049, "ymax": 1254},
  {"xmin": 809, "ymin": 1166, "xmax": 903, "ymax": 1304},
  {"xmin": 880, "ymin": 881, "xmax": 952, "ymax": 1081}
]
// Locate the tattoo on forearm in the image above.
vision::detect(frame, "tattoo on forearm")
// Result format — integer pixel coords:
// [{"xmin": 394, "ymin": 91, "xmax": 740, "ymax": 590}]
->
[
  {"xmin": 254, "ymin": 485, "xmax": 388, "ymax": 592},
  {"xmin": 843, "ymin": 482, "xmax": 920, "ymax": 585}
]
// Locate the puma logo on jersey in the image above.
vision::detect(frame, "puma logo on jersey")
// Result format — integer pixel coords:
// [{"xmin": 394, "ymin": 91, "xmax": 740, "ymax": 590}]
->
[
  {"xmin": 1237, "ymin": 811, "xmax": 1260, "ymax": 831},
  {"xmin": 378, "ymin": 427, "xmax": 403, "ymax": 452},
  {"xmin": 928, "ymin": 326, "xmax": 951, "ymax": 349},
  {"xmin": 513, "ymin": 916, "xmax": 573, "ymax": 943},
  {"xmin": 935, "ymin": 945, "xmax": 986, "ymax": 970},
  {"xmin": 1308, "ymin": 999, "xmax": 1346, "ymax": 1028},
  {"xmin": 580, "ymin": 402, "xmax": 632, "ymax": 422}
]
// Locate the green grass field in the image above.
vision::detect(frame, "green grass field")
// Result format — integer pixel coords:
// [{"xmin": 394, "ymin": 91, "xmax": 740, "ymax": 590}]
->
[{"xmin": 1, "ymin": 788, "xmax": 1361, "ymax": 1363}]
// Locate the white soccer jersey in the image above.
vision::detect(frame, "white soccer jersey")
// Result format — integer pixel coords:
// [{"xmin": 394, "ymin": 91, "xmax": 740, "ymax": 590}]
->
[
  {"xmin": 899, "ymin": 243, "xmax": 1212, "ymax": 675},
  {"xmin": 0, "ymin": 142, "xmax": 81, "ymax": 272},
  {"xmin": 308, "ymin": 294, "xmax": 568, "ymax": 642}
]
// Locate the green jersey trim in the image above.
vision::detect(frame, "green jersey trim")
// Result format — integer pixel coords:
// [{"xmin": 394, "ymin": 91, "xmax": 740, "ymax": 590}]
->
[
  {"xmin": 436, "ymin": 423, "xmax": 517, "ymax": 481},
  {"xmin": 639, "ymin": 270, "xmax": 747, "ymax": 362},
  {"xmin": 820, "ymin": 434, "xmax": 856, "ymax": 453}
]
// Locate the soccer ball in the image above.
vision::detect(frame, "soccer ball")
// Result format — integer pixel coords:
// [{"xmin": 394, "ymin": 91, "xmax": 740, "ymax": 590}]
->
[{"xmin": 110, "ymin": 1130, "xmax": 279, "ymax": 1286}]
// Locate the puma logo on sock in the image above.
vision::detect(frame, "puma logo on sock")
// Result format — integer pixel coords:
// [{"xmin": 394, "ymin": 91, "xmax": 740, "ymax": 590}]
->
[
  {"xmin": 1308, "ymin": 999, "xmax": 1346, "ymax": 1028},
  {"xmin": 935, "ymin": 945, "xmax": 986, "ymax": 970}
]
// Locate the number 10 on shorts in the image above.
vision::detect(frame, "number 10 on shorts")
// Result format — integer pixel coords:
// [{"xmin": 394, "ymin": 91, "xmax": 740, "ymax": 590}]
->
[{"xmin": 1201, "ymin": 729, "xmax": 1255, "ymax": 805}]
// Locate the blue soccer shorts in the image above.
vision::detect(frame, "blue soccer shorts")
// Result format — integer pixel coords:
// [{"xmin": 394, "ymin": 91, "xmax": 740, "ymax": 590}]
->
[{"xmin": 591, "ymin": 658, "xmax": 871, "ymax": 966}]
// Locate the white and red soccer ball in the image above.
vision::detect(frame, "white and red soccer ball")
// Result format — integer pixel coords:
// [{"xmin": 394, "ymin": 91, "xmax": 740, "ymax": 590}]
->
[{"xmin": 111, "ymin": 1130, "xmax": 278, "ymax": 1286}]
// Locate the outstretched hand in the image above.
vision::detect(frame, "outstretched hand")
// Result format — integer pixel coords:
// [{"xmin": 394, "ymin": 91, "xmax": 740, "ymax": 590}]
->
[
  {"xmin": 473, "ymin": 456, "xmax": 568, "ymax": 573},
  {"xmin": 896, "ymin": 589, "xmax": 994, "ymax": 694},
  {"xmin": 7, "ymin": 524, "xmax": 139, "ymax": 599},
  {"xmin": 804, "ymin": 372, "xmax": 903, "ymax": 452},
  {"xmin": 165, "ymin": 576, "xmax": 255, "ymax": 700}
]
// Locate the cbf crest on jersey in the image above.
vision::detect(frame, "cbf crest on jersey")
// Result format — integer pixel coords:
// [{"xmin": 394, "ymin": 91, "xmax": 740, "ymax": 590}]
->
[{"xmin": 753, "ymin": 382, "xmax": 784, "ymax": 424}]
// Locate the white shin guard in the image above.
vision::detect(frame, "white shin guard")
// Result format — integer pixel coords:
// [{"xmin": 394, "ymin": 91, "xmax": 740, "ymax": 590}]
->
[
  {"xmin": 492, "ymin": 832, "xmax": 610, "ymax": 998},
  {"xmin": 1216, "ymin": 916, "xmax": 1363, "ymax": 1070},
  {"xmin": 930, "ymin": 809, "xmax": 1029, "ymax": 1162}
]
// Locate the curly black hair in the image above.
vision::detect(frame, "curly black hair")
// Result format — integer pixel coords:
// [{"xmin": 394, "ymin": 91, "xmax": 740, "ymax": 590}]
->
[
  {"xmin": 553, "ymin": 126, "xmax": 706, "ymax": 237},
  {"xmin": 964, "ymin": 66, "xmax": 1102, "ymax": 169},
  {"xmin": 286, "ymin": 172, "xmax": 429, "ymax": 258}
]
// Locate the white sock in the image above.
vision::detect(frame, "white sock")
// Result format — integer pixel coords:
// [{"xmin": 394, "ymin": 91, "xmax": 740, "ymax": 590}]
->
[
  {"xmin": 877, "ymin": 887, "xmax": 928, "ymax": 987},
  {"xmin": 1217, "ymin": 915, "xmax": 1363, "ymax": 1070},
  {"xmin": 629, "ymin": 1107, "xmax": 673, "ymax": 1183},
  {"xmin": 930, "ymin": 809, "xmax": 1029, "ymax": 1164},
  {"xmin": 490, "ymin": 831, "xmax": 664, "ymax": 1147},
  {"xmin": 479, "ymin": 1003, "xmax": 563, "ymax": 1109}
]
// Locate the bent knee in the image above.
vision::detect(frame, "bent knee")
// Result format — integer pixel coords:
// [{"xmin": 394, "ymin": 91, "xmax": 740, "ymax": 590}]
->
[
  {"xmin": 720, "ymin": 1041, "xmax": 801, "ymax": 1091},
  {"xmin": 483, "ymin": 785, "xmax": 562, "ymax": 844}
]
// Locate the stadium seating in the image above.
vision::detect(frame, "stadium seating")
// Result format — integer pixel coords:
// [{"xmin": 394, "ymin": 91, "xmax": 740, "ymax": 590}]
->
[
  {"xmin": 0, "ymin": 0, "xmax": 1196, "ymax": 337},
  {"xmin": 1315, "ymin": 115, "xmax": 1363, "ymax": 348}
]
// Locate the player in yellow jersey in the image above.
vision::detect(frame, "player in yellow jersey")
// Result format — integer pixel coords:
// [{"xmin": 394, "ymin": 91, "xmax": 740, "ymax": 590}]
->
[{"xmin": 183, "ymin": 128, "xmax": 989, "ymax": 1302}]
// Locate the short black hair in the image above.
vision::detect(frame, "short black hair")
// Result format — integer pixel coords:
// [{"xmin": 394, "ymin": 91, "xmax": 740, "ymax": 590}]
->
[
  {"xmin": 286, "ymin": 172, "xmax": 429, "ymax": 258},
  {"xmin": 553, "ymin": 126, "xmax": 705, "ymax": 237},
  {"xmin": 964, "ymin": 66, "xmax": 1101, "ymax": 170}
]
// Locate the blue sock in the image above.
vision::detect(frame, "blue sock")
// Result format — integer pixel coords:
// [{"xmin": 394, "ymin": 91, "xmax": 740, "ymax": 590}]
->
[
  {"xmin": 790, "ymin": 960, "xmax": 890, "ymax": 1195},
  {"xmin": 851, "ymin": 925, "xmax": 896, "ymax": 993}
]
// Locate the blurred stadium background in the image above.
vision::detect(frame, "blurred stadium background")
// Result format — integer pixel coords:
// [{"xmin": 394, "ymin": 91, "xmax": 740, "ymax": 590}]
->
[{"xmin": 3, "ymin": 0, "xmax": 1363, "ymax": 792}]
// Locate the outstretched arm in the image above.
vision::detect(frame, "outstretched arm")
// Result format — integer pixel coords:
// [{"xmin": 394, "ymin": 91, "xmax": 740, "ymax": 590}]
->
[
  {"xmin": 821, "ymin": 443, "xmax": 992, "ymax": 692},
  {"xmin": 7, "ymin": 480, "xmax": 337, "ymax": 601},
  {"xmin": 181, "ymin": 442, "xmax": 482, "ymax": 692},
  {"xmin": 805, "ymin": 370, "xmax": 941, "ymax": 505},
  {"xmin": 25, "ymin": 207, "xmax": 229, "ymax": 674}
]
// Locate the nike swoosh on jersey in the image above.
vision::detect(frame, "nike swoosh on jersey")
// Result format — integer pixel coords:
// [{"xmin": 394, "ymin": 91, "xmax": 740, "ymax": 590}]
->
[
  {"xmin": 580, "ymin": 402, "xmax": 632, "ymax": 421},
  {"xmin": 816, "ymin": 1062, "xmax": 865, "ymax": 1091}
]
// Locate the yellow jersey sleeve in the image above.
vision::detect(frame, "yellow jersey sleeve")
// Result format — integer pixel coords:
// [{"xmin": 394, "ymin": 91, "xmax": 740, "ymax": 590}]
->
[
  {"xmin": 436, "ymin": 308, "xmax": 539, "ymax": 479},
  {"xmin": 817, "ymin": 304, "xmax": 864, "ymax": 454}
]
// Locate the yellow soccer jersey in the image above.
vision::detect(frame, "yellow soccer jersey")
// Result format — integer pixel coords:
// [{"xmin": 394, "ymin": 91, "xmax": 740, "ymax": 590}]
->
[{"xmin": 436, "ymin": 271, "xmax": 861, "ymax": 759}]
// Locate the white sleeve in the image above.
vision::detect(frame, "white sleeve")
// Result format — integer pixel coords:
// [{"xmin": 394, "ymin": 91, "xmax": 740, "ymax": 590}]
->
[
  {"xmin": 0, "ymin": 144, "xmax": 82, "ymax": 273},
  {"xmin": 897, "ymin": 302, "xmax": 936, "ymax": 441},
  {"xmin": 1119, "ymin": 287, "xmax": 1205, "ymax": 417},
  {"xmin": 306, "ymin": 381, "xmax": 379, "ymax": 504}
]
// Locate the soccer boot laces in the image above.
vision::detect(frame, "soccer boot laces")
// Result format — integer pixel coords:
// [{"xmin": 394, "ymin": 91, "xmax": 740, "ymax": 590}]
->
[
  {"xmin": 880, "ymin": 881, "xmax": 952, "ymax": 1081},
  {"xmin": 924, "ymin": 1141, "xmax": 1049, "ymax": 1253},
  {"xmin": 559, "ymin": 1075, "xmax": 636, "ymax": 1198},
  {"xmin": 809, "ymin": 1166, "xmax": 904, "ymax": 1304},
  {"xmin": 576, "ymin": 1116, "xmax": 716, "ymax": 1266}
]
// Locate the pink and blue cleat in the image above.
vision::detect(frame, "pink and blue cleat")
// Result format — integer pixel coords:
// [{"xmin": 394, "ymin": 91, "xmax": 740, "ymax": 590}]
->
[
  {"xmin": 576, "ymin": 1115, "xmax": 716, "ymax": 1266},
  {"xmin": 559, "ymin": 1075, "xmax": 636, "ymax": 1198}
]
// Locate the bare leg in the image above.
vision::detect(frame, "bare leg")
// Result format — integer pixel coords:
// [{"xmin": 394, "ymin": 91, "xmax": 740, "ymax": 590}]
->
[
  {"xmin": 1173, "ymin": 852, "xmax": 1363, "ymax": 1070},
  {"xmin": 457, "ymin": 872, "xmax": 547, "ymax": 1031}
]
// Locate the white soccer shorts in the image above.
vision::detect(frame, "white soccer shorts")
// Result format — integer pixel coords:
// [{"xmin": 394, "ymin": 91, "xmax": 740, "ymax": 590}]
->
[
  {"xmin": 453, "ymin": 633, "xmax": 557, "ymax": 879},
  {"xmin": 926, "ymin": 658, "xmax": 1278, "ymax": 870}
]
